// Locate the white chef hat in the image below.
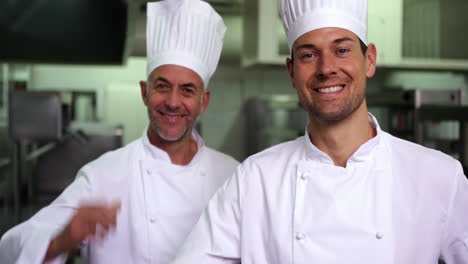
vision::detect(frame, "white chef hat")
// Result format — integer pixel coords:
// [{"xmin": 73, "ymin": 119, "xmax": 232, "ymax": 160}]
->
[
  {"xmin": 278, "ymin": 0, "xmax": 368, "ymax": 51},
  {"xmin": 146, "ymin": 0, "xmax": 226, "ymax": 88}
]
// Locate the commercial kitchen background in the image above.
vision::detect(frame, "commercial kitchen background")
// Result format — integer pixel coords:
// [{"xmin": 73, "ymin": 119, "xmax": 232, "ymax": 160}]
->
[{"xmin": 1, "ymin": 0, "xmax": 468, "ymax": 236}]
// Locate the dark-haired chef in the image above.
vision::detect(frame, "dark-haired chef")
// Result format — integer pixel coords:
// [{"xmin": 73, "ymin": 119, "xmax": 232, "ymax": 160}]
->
[{"xmin": 172, "ymin": 0, "xmax": 468, "ymax": 263}]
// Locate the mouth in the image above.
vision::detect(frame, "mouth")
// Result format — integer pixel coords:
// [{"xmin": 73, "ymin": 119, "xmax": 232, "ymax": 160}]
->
[
  {"xmin": 158, "ymin": 111, "xmax": 186, "ymax": 122},
  {"xmin": 314, "ymin": 85, "xmax": 344, "ymax": 93}
]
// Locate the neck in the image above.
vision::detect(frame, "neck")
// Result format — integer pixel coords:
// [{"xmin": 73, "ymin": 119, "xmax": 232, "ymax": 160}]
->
[
  {"xmin": 147, "ymin": 127, "xmax": 198, "ymax": 166},
  {"xmin": 308, "ymin": 102, "xmax": 376, "ymax": 167}
]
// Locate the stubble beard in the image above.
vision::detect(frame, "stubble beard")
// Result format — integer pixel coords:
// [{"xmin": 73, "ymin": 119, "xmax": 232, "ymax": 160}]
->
[
  {"xmin": 147, "ymin": 106, "xmax": 201, "ymax": 142},
  {"xmin": 152, "ymin": 121, "xmax": 189, "ymax": 142},
  {"xmin": 304, "ymin": 86, "xmax": 366, "ymax": 124}
]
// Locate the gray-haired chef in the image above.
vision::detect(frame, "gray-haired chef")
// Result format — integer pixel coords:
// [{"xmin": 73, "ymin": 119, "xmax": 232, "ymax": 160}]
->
[
  {"xmin": 171, "ymin": 0, "xmax": 468, "ymax": 263},
  {"xmin": 0, "ymin": 0, "xmax": 238, "ymax": 263}
]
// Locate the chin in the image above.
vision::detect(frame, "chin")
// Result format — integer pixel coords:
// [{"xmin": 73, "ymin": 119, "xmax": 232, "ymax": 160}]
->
[
  {"xmin": 311, "ymin": 110, "xmax": 350, "ymax": 123},
  {"xmin": 157, "ymin": 128, "xmax": 189, "ymax": 142}
]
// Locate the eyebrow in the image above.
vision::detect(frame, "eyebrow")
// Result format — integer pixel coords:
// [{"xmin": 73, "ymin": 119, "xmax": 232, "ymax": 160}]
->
[
  {"xmin": 181, "ymin": 82, "xmax": 197, "ymax": 89},
  {"xmin": 294, "ymin": 37, "xmax": 356, "ymax": 53},
  {"xmin": 154, "ymin": 77, "xmax": 170, "ymax": 84},
  {"xmin": 333, "ymin": 37, "xmax": 355, "ymax": 44},
  {"xmin": 294, "ymin": 44, "xmax": 316, "ymax": 53},
  {"xmin": 154, "ymin": 77, "xmax": 198, "ymax": 89}
]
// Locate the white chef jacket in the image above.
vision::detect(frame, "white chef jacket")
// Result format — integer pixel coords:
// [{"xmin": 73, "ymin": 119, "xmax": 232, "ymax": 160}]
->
[
  {"xmin": 172, "ymin": 113, "xmax": 468, "ymax": 264},
  {"xmin": 0, "ymin": 129, "xmax": 239, "ymax": 264}
]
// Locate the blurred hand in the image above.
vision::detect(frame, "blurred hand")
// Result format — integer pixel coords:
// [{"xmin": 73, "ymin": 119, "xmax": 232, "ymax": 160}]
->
[{"xmin": 44, "ymin": 202, "xmax": 121, "ymax": 261}]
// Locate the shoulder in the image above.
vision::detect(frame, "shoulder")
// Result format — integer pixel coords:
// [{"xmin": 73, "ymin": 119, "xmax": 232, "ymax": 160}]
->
[
  {"xmin": 248, "ymin": 137, "xmax": 303, "ymax": 161},
  {"xmin": 240, "ymin": 137, "xmax": 304, "ymax": 172},
  {"xmin": 381, "ymin": 131, "xmax": 462, "ymax": 198},
  {"xmin": 88, "ymin": 138, "xmax": 141, "ymax": 166},
  {"xmin": 195, "ymin": 147, "xmax": 240, "ymax": 191},
  {"xmin": 201, "ymin": 146, "xmax": 240, "ymax": 171},
  {"xmin": 382, "ymin": 132, "xmax": 456, "ymax": 166},
  {"xmin": 381, "ymin": 132, "xmax": 468, "ymax": 226},
  {"xmin": 80, "ymin": 137, "xmax": 143, "ymax": 179}
]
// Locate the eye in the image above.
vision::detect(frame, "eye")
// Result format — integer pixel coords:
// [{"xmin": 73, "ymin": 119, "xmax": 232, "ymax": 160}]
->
[
  {"xmin": 297, "ymin": 51, "xmax": 317, "ymax": 63},
  {"xmin": 301, "ymin": 52, "xmax": 314, "ymax": 59},
  {"xmin": 337, "ymin": 48, "xmax": 350, "ymax": 55},
  {"xmin": 182, "ymin": 87, "xmax": 195, "ymax": 95},
  {"xmin": 155, "ymin": 83, "xmax": 169, "ymax": 90}
]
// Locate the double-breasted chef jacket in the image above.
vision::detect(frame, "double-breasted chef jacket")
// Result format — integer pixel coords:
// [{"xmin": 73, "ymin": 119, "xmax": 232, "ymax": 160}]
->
[
  {"xmin": 173, "ymin": 113, "xmax": 468, "ymax": 264},
  {"xmin": 0, "ymin": 130, "xmax": 239, "ymax": 264}
]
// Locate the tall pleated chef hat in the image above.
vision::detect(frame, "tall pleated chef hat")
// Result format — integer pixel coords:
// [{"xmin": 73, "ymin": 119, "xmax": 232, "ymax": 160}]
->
[
  {"xmin": 278, "ymin": 0, "xmax": 368, "ymax": 51},
  {"xmin": 146, "ymin": 0, "xmax": 226, "ymax": 88}
]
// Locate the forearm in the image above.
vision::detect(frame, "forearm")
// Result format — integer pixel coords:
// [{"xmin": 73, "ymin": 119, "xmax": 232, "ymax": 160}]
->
[
  {"xmin": 0, "ymin": 221, "xmax": 68, "ymax": 264},
  {"xmin": 1, "ymin": 170, "xmax": 94, "ymax": 264}
]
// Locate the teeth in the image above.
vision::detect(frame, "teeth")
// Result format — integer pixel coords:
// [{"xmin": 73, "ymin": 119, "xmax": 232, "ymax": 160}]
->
[
  {"xmin": 317, "ymin": 86, "xmax": 343, "ymax": 93},
  {"xmin": 163, "ymin": 113, "xmax": 183, "ymax": 118},
  {"xmin": 161, "ymin": 113, "xmax": 184, "ymax": 120},
  {"xmin": 166, "ymin": 115, "xmax": 183, "ymax": 119}
]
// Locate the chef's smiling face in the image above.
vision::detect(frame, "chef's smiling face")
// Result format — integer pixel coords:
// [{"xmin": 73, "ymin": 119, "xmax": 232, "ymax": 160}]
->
[
  {"xmin": 140, "ymin": 64, "xmax": 210, "ymax": 142},
  {"xmin": 287, "ymin": 27, "xmax": 376, "ymax": 123}
]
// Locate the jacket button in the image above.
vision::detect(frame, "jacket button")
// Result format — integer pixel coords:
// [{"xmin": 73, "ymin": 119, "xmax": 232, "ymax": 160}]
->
[
  {"xmin": 300, "ymin": 173, "xmax": 309, "ymax": 181},
  {"xmin": 295, "ymin": 232, "xmax": 305, "ymax": 240},
  {"xmin": 376, "ymin": 232, "xmax": 384, "ymax": 239}
]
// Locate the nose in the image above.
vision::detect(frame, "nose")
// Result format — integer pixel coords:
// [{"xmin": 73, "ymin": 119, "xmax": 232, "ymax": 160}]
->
[
  {"xmin": 316, "ymin": 53, "xmax": 337, "ymax": 79},
  {"xmin": 165, "ymin": 89, "xmax": 181, "ymax": 109}
]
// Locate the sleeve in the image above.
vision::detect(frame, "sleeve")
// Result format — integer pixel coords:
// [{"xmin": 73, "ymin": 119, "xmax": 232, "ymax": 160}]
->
[
  {"xmin": 440, "ymin": 162, "xmax": 468, "ymax": 264},
  {"xmin": 0, "ymin": 167, "xmax": 94, "ymax": 264},
  {"xmin": 171, "ymin": 165, "xmax": 245, "ymax": 264}
]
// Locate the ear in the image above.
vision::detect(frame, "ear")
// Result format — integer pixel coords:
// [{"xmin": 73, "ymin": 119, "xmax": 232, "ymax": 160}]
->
[
  {"xmin": 286, "ymin": 57, "xmax": 296, "ymax": 90},
  {"xmin": 365, "ymin": 43, "xmax": 377, "ymax": 78},
  {"xmin": 199, "ymin": 89, "xmax": 211, "ymax": 116},
  {"xmin": 140, "ymin": 80, "xmax": 148, "ymax": 106}
]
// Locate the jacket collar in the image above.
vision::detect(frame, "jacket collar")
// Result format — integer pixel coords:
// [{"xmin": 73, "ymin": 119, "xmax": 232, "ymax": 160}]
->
[
  {"xmin": 303, "ymin": 113, "xmax": 383, "ymax": 165},
  {"xmin": 141, "ymin": 128, "xmax": 205, "ymax": 168}
]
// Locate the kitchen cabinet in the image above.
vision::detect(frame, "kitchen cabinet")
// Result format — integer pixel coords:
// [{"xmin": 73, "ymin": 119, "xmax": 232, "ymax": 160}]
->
[{"xmin": 243, "ymin": 0, "xmax": 468, "ymax": 70}]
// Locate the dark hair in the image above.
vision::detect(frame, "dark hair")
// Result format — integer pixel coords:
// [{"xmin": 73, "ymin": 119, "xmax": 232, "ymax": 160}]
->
[
  {"xmin": 359, "ymin": 39, "xmax": 368, "ymax": 55},
  {"xmin": 290, "ymin": 38, "xmax": 368, "ymax": 64}
]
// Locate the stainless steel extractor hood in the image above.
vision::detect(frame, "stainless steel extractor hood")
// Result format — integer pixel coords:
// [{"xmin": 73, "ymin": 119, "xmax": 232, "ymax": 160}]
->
[{"xmin": 0, "ymin": 0, "xmax": 136, "ymax": 65}]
